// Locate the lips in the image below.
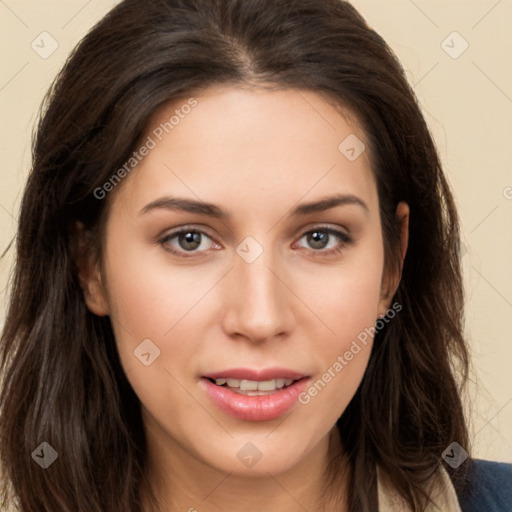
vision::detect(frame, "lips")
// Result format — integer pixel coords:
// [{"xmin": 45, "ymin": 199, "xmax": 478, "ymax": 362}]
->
[
  {"xmin": 201, "ymin": 367, "xmax": 310, "ymax": 421},
  {"xmin": 203, "ymin": 368, "xmax": 307, "ymax": 381}
]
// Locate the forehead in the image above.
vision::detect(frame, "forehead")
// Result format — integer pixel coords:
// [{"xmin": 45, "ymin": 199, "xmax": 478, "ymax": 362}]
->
[{"xmin": 112, "ymin": 85, "xmax": 378, "ymax": 218}]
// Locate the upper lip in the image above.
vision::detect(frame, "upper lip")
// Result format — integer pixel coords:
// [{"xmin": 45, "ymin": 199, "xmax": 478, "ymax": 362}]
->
[{"xmin": 202, "ymin": 367, "xmax": 308, "ymax": 381}]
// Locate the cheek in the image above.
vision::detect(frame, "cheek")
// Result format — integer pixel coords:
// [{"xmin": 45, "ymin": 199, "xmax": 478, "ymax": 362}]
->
[
  {"xmin": 299, "ymin": 239, "xmax": 384, "ymax": 349},
  {"xmin": 293, "ymin": 244, "xmax": 384, "ymax": 415},
  {"xmin": 101, "ymin": 232, "xmax": 222, "ymax": 400},
  {"xmin": 103, "ymin": 223, "xmax": 221, "ymax": 339}
]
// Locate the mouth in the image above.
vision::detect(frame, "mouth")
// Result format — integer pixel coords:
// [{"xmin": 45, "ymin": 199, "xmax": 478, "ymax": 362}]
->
[{"xmin": 200, "ymin": 368, "xmax": 310, "ymax": 421}]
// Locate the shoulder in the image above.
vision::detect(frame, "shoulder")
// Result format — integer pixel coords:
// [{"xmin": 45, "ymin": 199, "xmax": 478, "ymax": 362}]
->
[{"xmin": 455, "ymin": 459, "xmax": 512, "ymax": 512}]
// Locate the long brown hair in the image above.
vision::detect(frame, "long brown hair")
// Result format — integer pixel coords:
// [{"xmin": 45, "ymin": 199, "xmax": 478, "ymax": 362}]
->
[{"xmin": 0, "ymin": 0, "xmax": 470, "ymax": 510}]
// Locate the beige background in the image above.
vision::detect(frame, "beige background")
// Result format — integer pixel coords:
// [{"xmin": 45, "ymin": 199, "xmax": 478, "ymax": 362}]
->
[{"xmin": 0, "ymin": 1, "xmax": 511, "ymax": 463}]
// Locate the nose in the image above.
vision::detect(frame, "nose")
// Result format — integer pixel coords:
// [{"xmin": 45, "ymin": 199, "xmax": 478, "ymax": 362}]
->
[{"xmin": 220, "ymin": 246, "xmax": 296, "ymax": 344}]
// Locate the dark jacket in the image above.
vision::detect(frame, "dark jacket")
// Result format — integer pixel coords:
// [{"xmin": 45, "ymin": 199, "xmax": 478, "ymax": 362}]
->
[{"xmin": 455, "ymin": 459, "xmax": 512, "ymax": 511}]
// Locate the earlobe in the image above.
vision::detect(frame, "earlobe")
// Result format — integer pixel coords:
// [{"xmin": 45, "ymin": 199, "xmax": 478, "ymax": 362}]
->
[
  {"xmin": 378, "ymin": 202, "xmax": 410, "ymax": 315},
  {"xmin": 74, "ymin": 222, "xmax": 110, "ymax": 317}
]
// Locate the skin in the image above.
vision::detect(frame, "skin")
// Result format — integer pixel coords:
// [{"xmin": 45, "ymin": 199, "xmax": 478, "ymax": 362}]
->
[{"xmin": 80, "ymin": 84, "xmax": 409, "ymax": 511}]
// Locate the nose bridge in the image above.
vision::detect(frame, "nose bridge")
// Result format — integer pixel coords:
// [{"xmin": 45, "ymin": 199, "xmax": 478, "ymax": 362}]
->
[{"xmin": 221, "ymin": 238, "xmax": 294, "ymax": 342}]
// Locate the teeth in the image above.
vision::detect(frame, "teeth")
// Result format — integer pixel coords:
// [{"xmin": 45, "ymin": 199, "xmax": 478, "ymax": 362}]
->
[
  {"xmin": 240, "ymin": 380, "xmax": 258, "ymax": 391},
  {"xmin": 214, "ymin": 378, "xmax": 296, "ymax": 390},
  {"xmin": 256, "ymin": 380, "xmax": 277, "ymax": 391}
]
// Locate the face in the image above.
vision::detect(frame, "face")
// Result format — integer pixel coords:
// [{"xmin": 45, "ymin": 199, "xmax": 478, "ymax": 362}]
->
[{"xmin": 83, "ymin": 84, "xmax": 406, "ymax": 480}]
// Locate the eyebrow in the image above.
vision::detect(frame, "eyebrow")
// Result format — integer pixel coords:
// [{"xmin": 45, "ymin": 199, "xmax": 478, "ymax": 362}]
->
[
  {"xmin": 139, "ymin": 193, "xmax": 369, "ymax": 218},
  {"xmin": 140, "ymin": 196, "xmax": 229, "ymax": 219},
  {"xmin": 292, "ymin": 194, "xmax": 369, "ymax": 216}
]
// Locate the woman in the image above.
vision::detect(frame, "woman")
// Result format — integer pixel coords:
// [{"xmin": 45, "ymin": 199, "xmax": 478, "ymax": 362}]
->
[{"xmin": 1, "ymin": 0, "xmax": 510, "ymax": 510}]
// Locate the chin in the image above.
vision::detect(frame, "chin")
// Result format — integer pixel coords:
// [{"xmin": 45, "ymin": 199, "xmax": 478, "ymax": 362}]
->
[{"xmin": 191, "ymin": 428, "xmax": 324, "ymax": 477}]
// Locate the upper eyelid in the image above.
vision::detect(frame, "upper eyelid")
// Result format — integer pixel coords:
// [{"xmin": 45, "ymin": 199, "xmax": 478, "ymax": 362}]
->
[
  {"xmin": 160, "ymin": 224, "xmax": 217, "ymax": 240},
  {"xmin": 161, "ymin": 224, "xmax": 348, "ymax": 240}
]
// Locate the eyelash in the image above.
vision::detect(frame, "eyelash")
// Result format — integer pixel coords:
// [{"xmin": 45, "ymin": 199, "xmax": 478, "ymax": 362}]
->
[{"xmin": 159, "ymin": 225, "xmax": 352, "ymax": 259}]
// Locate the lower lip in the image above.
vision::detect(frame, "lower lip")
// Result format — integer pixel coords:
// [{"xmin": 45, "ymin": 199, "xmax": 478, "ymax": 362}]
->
[{"xmin": 201, "ymin": 378, "xmax": 309, "ymax": 421}]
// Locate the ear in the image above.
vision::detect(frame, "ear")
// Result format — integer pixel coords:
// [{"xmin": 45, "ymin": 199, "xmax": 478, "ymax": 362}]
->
[
  {"xmin": 378, "ymin": 201, "xmax": 409, "ymax": 316},
  {"xmin": 73, "ymin": 221, "xmax": 110, "ymax": 317}
]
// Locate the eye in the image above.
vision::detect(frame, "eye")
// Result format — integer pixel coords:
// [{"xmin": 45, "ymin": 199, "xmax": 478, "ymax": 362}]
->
[
  {"xmin": 295, "ymin": 227, "xmax": 352, "ymax": 256},
  {"xmin": 160, "ymin": 228, "xmax": 219, "ymax": 257}
]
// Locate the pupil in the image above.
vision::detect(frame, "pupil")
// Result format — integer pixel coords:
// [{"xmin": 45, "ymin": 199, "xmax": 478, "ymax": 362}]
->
[
  {"xmin": 180, "ymin": 232, "xmax": 201, "ymax": 250},
  {"xmin": 308, "ymin": 231, "xmax": 328, "ymax": 249}
]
